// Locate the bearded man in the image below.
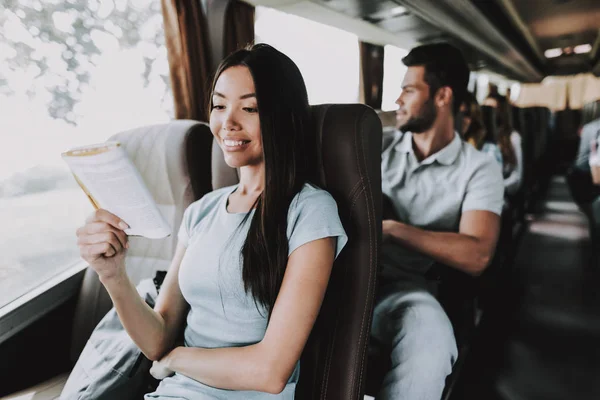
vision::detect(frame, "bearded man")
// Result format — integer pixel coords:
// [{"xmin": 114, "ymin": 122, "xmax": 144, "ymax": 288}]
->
[{"xmin": 371, "ymin": 43, "xmax": 504, "ymax": 400}]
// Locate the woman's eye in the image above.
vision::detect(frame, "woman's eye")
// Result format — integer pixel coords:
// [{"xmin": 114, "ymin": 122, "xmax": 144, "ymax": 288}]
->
[
  {"xmin": 243, "ymin": 107, "xmax": 258, "ymax": 113},
  {"xmin": 212, "ymin": 105, "xmax": 225, "ymax": 110}
]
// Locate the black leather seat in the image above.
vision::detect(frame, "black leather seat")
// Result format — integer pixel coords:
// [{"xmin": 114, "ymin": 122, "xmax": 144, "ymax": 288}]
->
[
  {"xmin": 481, "ymin": 105, "xmax": 498, "ymax": 144},
  {"xmin": 507, "ymin": 106, "xmax": 527, "ymax": 224},
  {"xmin": 211, "ymin": 103, "xmax": 383, "ymax": 399}
]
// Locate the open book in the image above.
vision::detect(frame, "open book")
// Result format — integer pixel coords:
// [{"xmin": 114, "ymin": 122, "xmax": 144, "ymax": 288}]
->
[{"xmin": 62, "ymin": 141, "xmax": 171, "ymax": 239}]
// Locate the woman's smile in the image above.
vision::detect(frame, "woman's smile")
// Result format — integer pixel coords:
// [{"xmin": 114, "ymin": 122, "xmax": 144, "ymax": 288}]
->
[{"xmin": 222, "ymin": 137, "xmax": 251, "ymax": 152}]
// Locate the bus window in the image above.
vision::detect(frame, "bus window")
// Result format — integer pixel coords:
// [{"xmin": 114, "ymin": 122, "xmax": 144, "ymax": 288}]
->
[
  {"xmin": 254, "ymin": 6, "xmax": 360, "ymax": 104},
  {"xmin": 0, "ymin": 0, "xmax": 173, "ymax": 310},
  {"xmin": 381, "ymin": 44, "xmax": 408, "ymax": 112}
]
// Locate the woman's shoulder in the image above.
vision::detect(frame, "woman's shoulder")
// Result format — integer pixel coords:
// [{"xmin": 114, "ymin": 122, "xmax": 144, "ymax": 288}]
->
[
  {"xmin": 479, "ymin": 142, "xmax": 499, "ymax": 156},
  {"xmin": 474, "ymin": 142, "xmax": 503, "ymax": 167},
  {"xmin": 287, "ymin": 183, "xmax": 340, "ymax": 221},
  {"xmin": 292, "ymin": 183, "xmax": 336, "ymax": 205},
  {"xmin": 482, "ymin": 142, "xmax": 502, "ymax": 154},
  {"xmin": 286, "ymin": 183, "xmax": 347, "ymax": 257}
]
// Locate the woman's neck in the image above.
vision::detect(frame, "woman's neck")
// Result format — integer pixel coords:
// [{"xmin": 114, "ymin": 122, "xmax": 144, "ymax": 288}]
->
[
  {"xmin": 237, "ymin": 164, "xmax": 264, "ymax": 195},
  {"xmin": 227, "ymin": 164, "xmax": 264, "ymax": 213}
]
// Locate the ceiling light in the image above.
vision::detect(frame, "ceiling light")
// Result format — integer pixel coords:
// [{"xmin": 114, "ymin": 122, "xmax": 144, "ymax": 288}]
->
[
  {"xmin": 368, "ymin": 6, "xmax": 407, "ymax": 21},
  {"xmin": 544, "ymin": 48, "xmax": 562, "ymax": 58},
  {"xmin": 574, "ymin": 44, "xmax": 592, "ymax": 54},
  {"xmin": 389, "ymin": 6, "xmax": 407, "ymax": 17}
]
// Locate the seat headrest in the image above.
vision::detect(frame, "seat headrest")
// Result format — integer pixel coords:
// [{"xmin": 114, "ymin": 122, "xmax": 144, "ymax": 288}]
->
[
  {"xmin": 108, "ymin": 120, "xmax": 211, "ymax": 282},
  {"xmin": 481, "ymin": 105, "xmax": 497, "ymax": 142}
]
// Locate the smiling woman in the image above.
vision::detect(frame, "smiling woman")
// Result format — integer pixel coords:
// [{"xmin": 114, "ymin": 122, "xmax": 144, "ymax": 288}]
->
[{"xmin": 65, "ymin": 43, "xmax": 348, "ymax": 399}]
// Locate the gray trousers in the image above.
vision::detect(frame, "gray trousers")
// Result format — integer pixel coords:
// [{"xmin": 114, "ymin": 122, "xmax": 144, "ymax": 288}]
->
[{"xmin": 370, "ymin": 280, "xmax": 458, "ymax": 400}]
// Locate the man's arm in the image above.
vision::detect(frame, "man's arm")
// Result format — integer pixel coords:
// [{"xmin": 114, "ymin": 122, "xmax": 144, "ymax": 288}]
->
[{"xmin": 383, "ymin": 209, "xmax": 501, "ymax": 276}]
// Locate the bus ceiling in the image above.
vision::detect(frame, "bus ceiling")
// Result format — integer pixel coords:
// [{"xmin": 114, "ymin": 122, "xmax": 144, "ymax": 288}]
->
[{"xmin": 243, "ymin": 0, "xmax": 600, "ymax": 82}]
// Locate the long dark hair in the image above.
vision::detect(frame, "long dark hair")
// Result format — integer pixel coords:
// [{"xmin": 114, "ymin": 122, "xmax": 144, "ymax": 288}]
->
[
  {"xmin": 495, "ymin": 96, "xmax": 517, "ymax": 168},
  {"xmin": 209, "ymin": 44, "xmax": 310, "ymax": 315},
  {"xmin": 461, "ymin": 92, "xmax": 486, "ymax": 150}
]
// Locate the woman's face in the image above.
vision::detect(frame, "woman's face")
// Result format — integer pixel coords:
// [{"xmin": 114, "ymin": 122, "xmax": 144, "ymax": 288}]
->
[{"xmin": 210, "ymin": 66, "xmax": 263, "ymax": 169}]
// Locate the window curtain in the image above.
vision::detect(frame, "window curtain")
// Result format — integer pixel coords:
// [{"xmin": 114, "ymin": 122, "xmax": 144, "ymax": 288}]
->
[
  {"xmin": 515, "ymin": 74, "xmax": 600, "ymax": 111},
  {"xmin": 224, "ymin": 1, "xmax": 255, "ymax": 59},
  {"xmin": 359, "ymin": 41, "xmax": 384, "ymax": 109},
  {"xmin": 161, "ymin": 0, "xmax": 211, "ymax": 121},
  {"xmin": 162, "ymin": 0, "xmax": 255, "ymax": 119},
  {"xmin": 161, "ymin": 0, "xmax": 255, "ymax": 197}
]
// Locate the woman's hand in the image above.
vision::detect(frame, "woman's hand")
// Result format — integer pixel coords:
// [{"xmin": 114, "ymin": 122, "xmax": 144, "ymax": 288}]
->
[
  {"xmin": 150, "ymin": 359, "xmax": 175, "ymax": 380},
  {"xmin": 76, "ymin": 209, "xmax": 129, "ymax": 282},
  {"xmin": 382, "ymin": 219, "xmax": 400, "ymax": 243}
]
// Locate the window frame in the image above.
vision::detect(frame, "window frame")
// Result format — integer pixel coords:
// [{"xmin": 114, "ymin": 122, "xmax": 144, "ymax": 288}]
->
[{"xmin": 0, "ymin": 259, "xmax": 87, "ymax": 345}]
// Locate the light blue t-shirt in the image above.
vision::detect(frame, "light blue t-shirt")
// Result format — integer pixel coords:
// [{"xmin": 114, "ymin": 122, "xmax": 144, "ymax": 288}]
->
[
  {"xmin": 481, "ymin": 142, "xmax": 503, "ymax": 168},
  {"xmin": 146, "ymin": 183, "xmax": 347, "ymax": 400}
]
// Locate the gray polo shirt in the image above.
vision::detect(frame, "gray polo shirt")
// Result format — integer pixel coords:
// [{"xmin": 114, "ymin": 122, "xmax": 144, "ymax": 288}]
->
[{"xmin": 381, "ymin": 129, "xmax": 504, "ymax": 281}]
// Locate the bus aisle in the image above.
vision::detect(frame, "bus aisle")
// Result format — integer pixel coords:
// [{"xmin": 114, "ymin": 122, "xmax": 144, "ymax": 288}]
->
[{"xmin": 452, "ymin": 175, "xmax": 600, "ymax": 400}]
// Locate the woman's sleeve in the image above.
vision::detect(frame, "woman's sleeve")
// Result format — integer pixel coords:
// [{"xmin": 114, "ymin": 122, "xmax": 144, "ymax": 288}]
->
[
  {"xmin": 177, "ymin": 204, "xmax": 194, "ymax": 248},
  {"xmin": 287, "ymin": 188, "xmax": 348, "ymax": 260},
  {"xmin": 177, "ymin": 195, "xmax": 210, "ymax": 247}
]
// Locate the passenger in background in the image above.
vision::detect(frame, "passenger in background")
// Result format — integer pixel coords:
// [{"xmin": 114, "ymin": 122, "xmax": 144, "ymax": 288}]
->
[
  {"xmin": 481, "ymin": 130, "xmax": 504, "ymax": 167},
  {"xmin": 461, "ymin": 92, "xmax": 504, "ymax": 166},
  {"xmin": 574, "ymin": 115, "xmax": 600, "ymax": 174},
  {"xmin": 460, "ymin": 92, "xmax": 522, "ymax": 197},
  {"xmin": 483, "ymin": 83, "xmax": 500, "ymax": 107},
  {"xmin": 505, "ymin": 87, "xmax": 516, "ymax": 106},
  {"xmin": 376, "ymin": 43, "xmax": 504, "ymax": 400},
  {"xmin": 460, "ymin": 91, "xmax": 485, "ymax": 149},
  {"xmin": 567, "ymin": 115, "xmax": 600, "ymax": 208},
  {"xmin": 494, "ymin": 95, "xmax": 523, "ymax": 195}
]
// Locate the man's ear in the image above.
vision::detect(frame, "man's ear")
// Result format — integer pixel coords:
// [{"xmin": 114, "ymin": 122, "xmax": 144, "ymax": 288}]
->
[{"xmin": 436, "ymin": 87, "xmax": 453, "ymax": 109}]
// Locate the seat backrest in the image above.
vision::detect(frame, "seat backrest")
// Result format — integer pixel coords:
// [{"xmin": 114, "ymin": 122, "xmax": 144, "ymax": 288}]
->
[
  {"xmin": 512, "ymin": 106, "xmax": 524, "ymax": 135},
  {"xmin": 70, "ymin": 120, "xmax": 212, "ymax": 362},
  {"xmin": 522, "ymin": 108, "xmax": 538, "ymax": 163},
  {"xmin": 211, "ymin": 103, "xmax": 382, "ymax": 400},
  {"xmin": 376, "ymin": 109, "xmax": 397, "ymax": 129},
  {"xmin": 481, "ymin": 105, "xmax": 497, "ymax": 143},
  {"xmin": 533, "ymin": 106, "xmax": 550, "ymax": 161}
]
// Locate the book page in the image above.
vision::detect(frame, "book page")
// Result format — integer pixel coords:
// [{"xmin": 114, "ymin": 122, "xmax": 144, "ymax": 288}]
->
[{"xmin": 62, "ymin": 143, "xmax": 171, "ymax": 239}]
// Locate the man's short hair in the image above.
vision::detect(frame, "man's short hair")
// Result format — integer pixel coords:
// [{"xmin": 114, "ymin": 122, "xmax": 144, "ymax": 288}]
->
[{"xmin": 402, "ymin": 42, "xmax": 470, "ymax": 115}]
